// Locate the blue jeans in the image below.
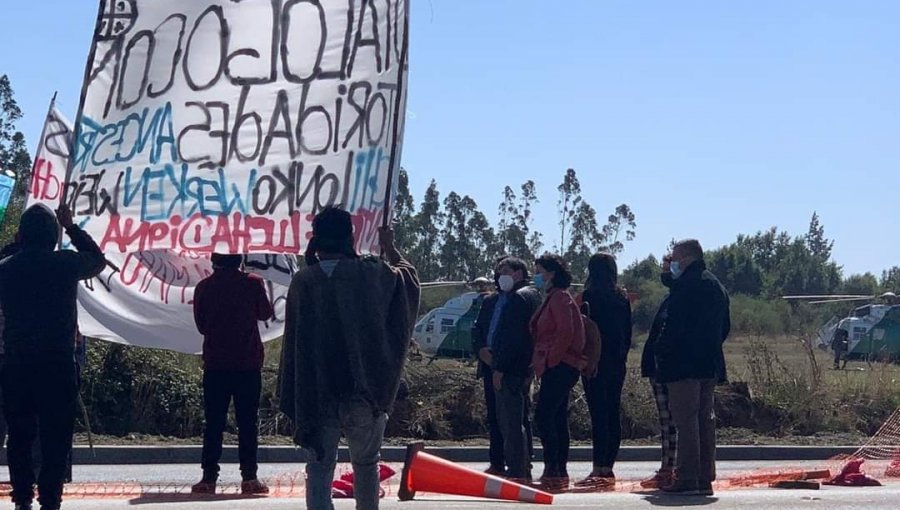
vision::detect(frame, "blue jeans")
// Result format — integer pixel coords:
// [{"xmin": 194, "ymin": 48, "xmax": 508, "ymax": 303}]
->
[{"xmin": 306, "ymin": 400, "xmax": 388, "ymax": 510}]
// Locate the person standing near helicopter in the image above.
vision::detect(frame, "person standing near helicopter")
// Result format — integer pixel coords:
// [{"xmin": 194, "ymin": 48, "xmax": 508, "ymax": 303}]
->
[
  {"xmin": 472, "ymin": 257, "xmax": 541, "ymax": 480},
  {"xmin": 831, "ymin": 325, "xmax": 849, "ymax": 370}
]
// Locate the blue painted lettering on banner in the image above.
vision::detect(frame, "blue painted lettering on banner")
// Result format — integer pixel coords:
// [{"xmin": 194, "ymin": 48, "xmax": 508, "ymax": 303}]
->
[{"xmin": 74, "ymin": 103, "xmax": 178, "ymax": 174}]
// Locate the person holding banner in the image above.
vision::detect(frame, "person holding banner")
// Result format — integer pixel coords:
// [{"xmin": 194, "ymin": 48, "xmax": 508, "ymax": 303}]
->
[
  {"xmin": 278, "ymin": 207, "xmax": 420, "ymax": 510},
  {"xmin": 191, "ymin": 254, "xmax": 274, "ymax": 495},
  {"xmin": 0, "ymin": 204, "xmax": 105, "ymax": 510}
]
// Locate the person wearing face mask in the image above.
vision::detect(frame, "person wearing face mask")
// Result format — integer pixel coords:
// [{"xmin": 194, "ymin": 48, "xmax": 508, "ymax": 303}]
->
[
  {"xmin": 638, "ymin": 255, "xmax": 677, "ymax": 489},
  {"xmin": 471, "ymin": 257, "xmax": 541, "ymax": 480},
  {"xmin": 530, "ymin": 254, "xmax": 585, "ymax": 490},
  {"xmin": 654, "ymin": 240, "xmax": 730, "ymax": 497}
]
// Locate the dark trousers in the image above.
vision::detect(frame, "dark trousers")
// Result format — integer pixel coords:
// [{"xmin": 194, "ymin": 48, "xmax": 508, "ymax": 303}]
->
[
  {"xmin": 667, "ymin": 379, "xmax": 717, "ymax": 484},
  {"xmin": 201, "ymin": 370, "xmax": 262, "ymax": 481},
  {"xmin": 484, "ymin": 368, "xmax": 534, "ymax": 472},
  {"xmin": 482, "ymin": 368, "xmax": 504, "ymax": 470},
  {"xmin": 535, "ymin": 364, "xmax": 579, "ymax": 478},
  {"xmin": 494, "ymin": 374, "xmax": 531, "ymax": 478},
  {"xmin": 0, "ymin": 355, "xmax": 6, "ymax": 455},
  {"xmin": 583, "ymin": 364, "xmax": 626, "ymax": 470},
  {"xmin": 2, "ymin": 357, "xmax": 77, "ymax": 508}
]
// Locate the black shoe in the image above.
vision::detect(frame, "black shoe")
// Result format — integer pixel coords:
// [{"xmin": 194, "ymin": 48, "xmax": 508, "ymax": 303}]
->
[
  {"xmin": 698, "ymin": 481, "xmax": 714, "ymax": 496},
  {"xmin": 14, "ymin": 504, "xmax": 33, "ymax": 510},
  {"xmin": 662, "ymin": 479, "xmax": 700, "ymax": 496},
  {"xmin": 485, "ymin": 466, "xmax": 506, "ymax": 476}
]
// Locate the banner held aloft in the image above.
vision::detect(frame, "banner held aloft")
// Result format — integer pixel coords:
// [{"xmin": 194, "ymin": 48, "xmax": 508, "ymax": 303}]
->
[{"xmin": 67, "ymin": 0, "xmax": 409, "ymax": 255}]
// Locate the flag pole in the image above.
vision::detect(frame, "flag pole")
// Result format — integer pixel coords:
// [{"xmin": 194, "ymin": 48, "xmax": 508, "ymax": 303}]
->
[
  {"xmin": 381, "ymin": 0, "xmax": 411, "ymax": 229},
  {"xmin": 62, "ymin": 0, "xmax": 105, "ymax": 210}
]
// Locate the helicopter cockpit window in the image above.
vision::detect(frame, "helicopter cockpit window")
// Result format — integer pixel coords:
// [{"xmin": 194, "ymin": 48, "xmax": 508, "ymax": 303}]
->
[
  {"xmin": 854, "ymin": 306, "xmax": 870, "ymax": 318},
  {"xmin": 426, "ymin": 319, "xmax": 435, "ymax": 333},
  {"xmin": 441, "ymin": 318, "xmax": 455, "ymax": 334},
  {"xmin": 853, "ymin": 327, "xmax": 867, "ymax": 341}
]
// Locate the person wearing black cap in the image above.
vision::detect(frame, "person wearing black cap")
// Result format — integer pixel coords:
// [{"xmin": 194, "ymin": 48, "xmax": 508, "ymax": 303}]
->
[
  {"xmin": 279, "ymin": 207, "xmax": 420, "ymax": 510},
  {"xmin": 0, "ymin": 204, "xmax": 105, "ymax": 510},
  {"xmin": 191, "ymin": 253, "xmax": 274, "ymax": 495}
]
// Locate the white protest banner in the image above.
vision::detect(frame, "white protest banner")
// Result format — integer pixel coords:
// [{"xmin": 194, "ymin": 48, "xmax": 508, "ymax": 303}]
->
[
  {"xmin": 77, "ymin": 250, "xmax": 291, "ymax": 353},
  {"xmin": 68, "ymin": 0, "xmax": 409, "ymax": 256},
  {"xmin": 28, "ymin": 103, "xmax": 73, "ymax": 209},
  {"xmin": 30, "ymin": 100, "xmax": 296, "ymax": 353}
]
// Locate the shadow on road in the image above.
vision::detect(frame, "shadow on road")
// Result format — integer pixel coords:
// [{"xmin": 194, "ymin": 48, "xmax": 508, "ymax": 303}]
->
[
  {"xmin": 128, "ymin": 494, "xmax": 267, "ymax": 505},
  {"xmin": 642, "ymin": 492, "xmax": 720, "ymax": 507}
]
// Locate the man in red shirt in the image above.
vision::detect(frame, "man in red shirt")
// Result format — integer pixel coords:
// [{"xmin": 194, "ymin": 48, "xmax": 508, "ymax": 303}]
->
[{"xmin": 191, "ymin": 254, "xmax": 274, "ymax": 495}]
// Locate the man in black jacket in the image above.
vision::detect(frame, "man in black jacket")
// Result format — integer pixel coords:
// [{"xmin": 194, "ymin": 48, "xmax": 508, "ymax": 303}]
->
[
  {"xmin": 472, "ymin": 257, "xmax": 542, "ymax": 480},
  {"xmin": 655, "ymin": 240, "xmax": 730, "ymax": 497},
  {"xmin": 0, "ymin": 204, "xmax": 105, "ymax": 510}
]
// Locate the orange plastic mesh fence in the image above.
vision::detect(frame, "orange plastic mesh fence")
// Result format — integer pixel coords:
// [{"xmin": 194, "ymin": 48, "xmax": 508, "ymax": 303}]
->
[{"xmin": 3, "ymin": 408, "xmax": 898, "ymax": 499}]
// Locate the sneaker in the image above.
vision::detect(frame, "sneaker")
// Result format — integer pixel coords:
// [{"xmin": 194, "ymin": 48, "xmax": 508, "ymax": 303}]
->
[
  {"xmin": 191, "ymin": 480, "xmax": 217, "ymax": 494},
  {"xmin": 698, "ymin": 481, "xmax": 714, "ymax": 496},
  {"xmin": 662, "ymin": 479, "xmax": 700, "ymax": 496},
  {"xmin": 640, "ymin": 470, "xmax": 674, "ymax": 489},
  {"xmin": 241, "ymin": 479, "xmax": 270, "ymax": 495}
]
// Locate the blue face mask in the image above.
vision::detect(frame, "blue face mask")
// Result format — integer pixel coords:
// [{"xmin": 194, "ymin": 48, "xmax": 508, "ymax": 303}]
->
[
  {"xmin": 533, "ymin": 273, "xmax": 545, "ymax": 289},
  {"xmin": 670, "ymin": 261, "xmax": 683, "ymax": 279}
]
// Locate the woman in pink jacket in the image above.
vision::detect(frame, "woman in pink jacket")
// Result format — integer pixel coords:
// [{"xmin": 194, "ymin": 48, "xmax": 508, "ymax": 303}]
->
[{"xmin": 530, "ymin": 254, "xmax": 585, "ymax": 489}]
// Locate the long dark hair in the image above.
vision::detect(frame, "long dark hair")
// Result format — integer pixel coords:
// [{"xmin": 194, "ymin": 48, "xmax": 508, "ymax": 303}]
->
[
  {"xmin": 534, "ymin": 254, "xmax": 573, "ymax": 289},
  {"xmin": 586, "ymin": 252, "xmax": 626, "ymax": 297}
]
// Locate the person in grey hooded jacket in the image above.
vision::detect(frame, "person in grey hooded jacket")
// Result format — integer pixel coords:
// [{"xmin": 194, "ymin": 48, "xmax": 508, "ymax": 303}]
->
[{"xmin": 0, "ymin": 204, "xmax": 105, "ymax": 510}]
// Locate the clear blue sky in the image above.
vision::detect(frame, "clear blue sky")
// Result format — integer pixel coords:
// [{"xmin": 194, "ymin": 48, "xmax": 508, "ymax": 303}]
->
[{"xmin": 1, "ymin": 1, "xmax": 898, "ymax": 276}]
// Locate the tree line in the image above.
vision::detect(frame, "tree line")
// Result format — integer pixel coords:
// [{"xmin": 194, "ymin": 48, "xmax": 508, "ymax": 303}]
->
[{"xmin": 393, "ymin": 167, "xmax": 637, "ymax": 283}]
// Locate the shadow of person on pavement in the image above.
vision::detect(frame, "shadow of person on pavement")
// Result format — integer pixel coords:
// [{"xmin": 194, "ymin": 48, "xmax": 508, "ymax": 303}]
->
[{"xmin": 642, "ymin": 491, "xmax": 720, "ymax": 507}]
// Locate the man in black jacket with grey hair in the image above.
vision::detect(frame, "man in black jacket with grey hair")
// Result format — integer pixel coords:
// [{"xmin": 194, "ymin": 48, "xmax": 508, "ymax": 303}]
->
[{"xmin": 655, "ymin": 239, "xmax": 730, "ymax": 497}]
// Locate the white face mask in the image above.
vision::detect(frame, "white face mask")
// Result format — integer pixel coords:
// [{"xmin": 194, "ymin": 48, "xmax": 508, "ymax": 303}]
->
[{"xmin": 498, "ymin": 275, "xmax": 515, "ymax": 292}]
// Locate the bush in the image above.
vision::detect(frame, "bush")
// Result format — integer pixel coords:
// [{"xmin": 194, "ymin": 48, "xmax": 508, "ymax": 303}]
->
[
  {"xmin": 730, "ymin": 295, "xmax": 792, "ymax": 337},
  {"xmin": 81, "ymin": 341, "xmax": 203, "ymax": 437}
]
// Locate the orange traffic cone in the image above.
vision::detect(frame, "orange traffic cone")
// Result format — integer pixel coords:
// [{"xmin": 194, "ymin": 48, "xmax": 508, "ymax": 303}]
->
[{"xmin": 398, "ymin": 442, "xmax": 553, "ymax": 504}]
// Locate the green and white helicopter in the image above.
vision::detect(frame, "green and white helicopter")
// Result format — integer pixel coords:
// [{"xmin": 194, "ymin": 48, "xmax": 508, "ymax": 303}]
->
[{"xmin": 785, "ymin": 292, "xmax": 900, "ymax": 362}]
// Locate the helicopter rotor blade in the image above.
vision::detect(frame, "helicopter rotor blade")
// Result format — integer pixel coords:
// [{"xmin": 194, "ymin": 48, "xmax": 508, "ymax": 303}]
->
[
  {"xmin": 782, "ymin": 295, "xmax": 874, "ymax": 300},
  {"xmin": 807, "ymin": 297, "xmax": 878, "ymax": 305}
]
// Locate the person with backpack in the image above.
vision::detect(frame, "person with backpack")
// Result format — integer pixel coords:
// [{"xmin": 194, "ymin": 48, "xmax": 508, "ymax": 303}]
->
[
  {"xmin": 530, "ymin": 254, "xmax": 585, "ymax": 490},
  {"xmin": 575, "ymin": 253, "xmax": 633, "ymax": 488}
]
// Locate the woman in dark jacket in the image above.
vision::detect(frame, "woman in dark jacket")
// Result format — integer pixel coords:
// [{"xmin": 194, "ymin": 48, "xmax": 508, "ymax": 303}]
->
[
  {"xmin": 575, "ymin": 253, "xmax": 632, "ymax": 486},
  {"xmin": 638, "ymin": 256, "xmax": 677, "ymax": 489}
]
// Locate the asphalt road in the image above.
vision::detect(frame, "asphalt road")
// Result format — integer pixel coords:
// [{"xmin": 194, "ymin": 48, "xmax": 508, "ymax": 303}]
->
[{"xmin": 4, "ymin": 461, "xmax": 898, "ymax": 509}]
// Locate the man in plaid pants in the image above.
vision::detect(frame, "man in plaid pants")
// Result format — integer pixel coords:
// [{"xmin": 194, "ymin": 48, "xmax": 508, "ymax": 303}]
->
[{"xmin": 639, "ymin": 256, "xmax": 677, "ymax": 489}]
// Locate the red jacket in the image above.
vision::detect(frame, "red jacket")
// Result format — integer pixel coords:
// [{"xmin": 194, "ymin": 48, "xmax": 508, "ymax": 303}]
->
[
  {"xmin": 193, "ymin": 269, "xmax": 274, "ymax": 371},
  {"xmin": 530, "ymin": 288, "xmax": 586, "ymax": 378}
]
